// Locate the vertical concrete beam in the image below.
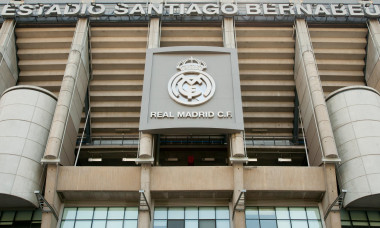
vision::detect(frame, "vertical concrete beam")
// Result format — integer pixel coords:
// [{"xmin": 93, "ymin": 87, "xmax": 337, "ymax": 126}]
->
[
  {"xmin": 294, "ymin": 19, "xmax": 339, "ymax": 166},
  {"xmin": 138, "ymin": 164, "xmax": 151, "ymax": 228},
  {"xmin": 223, "ymin": 18, "xmax": 245, "ymax": 158},
  {"xmin": 224, "ymin": 17, "xmax": 235, "ymax": 49},
  {"xmin": 41, "ymin": 165, "xmax": 61, "ymax": 228},
  {"xmin": 139, "ymin": 133, "xmax": 153, "ymax": 158},
  {"xmin": 43, "ymin": 19, "xmax": 90, "ymax": 165},
  {"xmin": 366, "ymin": 20, "xmax": 380, "ymax": 92},
  {"xmin": 0, "ymin": 20, "xmax": 18, "ymax": 95},
  {"xmin": 223, "ymin": 17, "xmax": 246, "ymax": 228},
  {"xmin": 232, "ymin": 163, "xmax": 246, "ymax": 228},
  {"xmin": 138, "ymin": 17, "xmax": 160, "ymax": 228},
  {"xmin": 41, "ymin": 19, "xmax": 89, "ymax": 227},
  {"xmin": 148, "ymin": 18, "xmax": 160, "ymax": 49},
  {"xmin": 139, "ymin": 18, "xmax": 160, "ymax": 159},
  {"xmin": 321, "ymin": 164, "xmax": 341, "ymax": 228}
]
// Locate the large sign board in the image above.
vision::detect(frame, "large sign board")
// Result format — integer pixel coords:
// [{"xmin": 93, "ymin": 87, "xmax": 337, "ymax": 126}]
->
[
  {"xmin": 139, "ymin": 47, "xmax": 244, "ymax": 134},
  {"xmin": 2, "ymin": 2, "xmax": 380, "ymax": 19}
]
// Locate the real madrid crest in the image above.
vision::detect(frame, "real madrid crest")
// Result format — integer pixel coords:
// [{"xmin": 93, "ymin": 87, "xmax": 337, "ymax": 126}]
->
[{"xmin": 168, "ymin": 57, "xmax": 216, "ymax": 106}]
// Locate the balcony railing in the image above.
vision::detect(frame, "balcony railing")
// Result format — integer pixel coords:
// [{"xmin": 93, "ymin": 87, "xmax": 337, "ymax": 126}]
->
[
  {"xmin": 77, "ymin": 135, "xmax": 304, "ymax": 147},
  {"xmin": 77, "ymin": 135, "xmax": 139, "ymax": 146},
  {"xmin": 160, "ymin": 135, "xmax": 227, "ymax": 145},
  {"xmin": 244, "ymin": 136, "xmax": 304, "ymax": 146}
]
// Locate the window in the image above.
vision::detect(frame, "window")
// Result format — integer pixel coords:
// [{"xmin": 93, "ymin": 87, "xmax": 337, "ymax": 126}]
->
[
  {"xmin": 60, "ymin": 207, "xmax": 138, "ymax": 228},
  {"xmin": 245, "ymin": 207, "xmax": 322, "ymax": 228},
  {"xmin": 153, "ymin": 206, "xmax": 230, "ymax": 228},
  {"xmin": 341, "ymin": 210, "xmax": 380, "ymax": 228},
  {"xmin": 0, "ymin": 209, "xmax": 41, "ymax": 227}
]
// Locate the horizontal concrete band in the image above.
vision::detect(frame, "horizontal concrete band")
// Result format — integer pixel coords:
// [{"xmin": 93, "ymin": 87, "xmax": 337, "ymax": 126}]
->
[
  {"xmin": 56, "ymin": 166, "xmax": 325, "ymax": 198},
  {"xmin": 1, "ymin": 85, "xmax": 57, "ymax": 100},
  {"xmin": 326, "ymin": 85, "xmax": 380, "ymax": 101}
]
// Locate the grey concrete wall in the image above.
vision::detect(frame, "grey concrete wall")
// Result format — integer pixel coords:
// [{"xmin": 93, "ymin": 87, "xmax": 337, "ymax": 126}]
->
[
  {"xmin": 0, "ymin": 20, "xmax": 18, "ymax": 95},
  {"xmin": 0, "ymin": 86, "xmax": 57, "ymax": 208},
  {"xmin": 294, "ymin": 19, "xmax": 339, "ymax": 166},
  {"xmin": 366, "ymin": 20, "xmax": 380, "ymax": 93},
  {"xmin": 326, "ymin": 86, "xmax": 380, "ymax": 209},
  {"xmin": 43, "ymin": 19, "xmax": 90, "ymax": 165}
]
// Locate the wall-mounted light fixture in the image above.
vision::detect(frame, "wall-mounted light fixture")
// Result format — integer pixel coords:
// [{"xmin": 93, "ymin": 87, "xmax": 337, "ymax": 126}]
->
[
  {"xmin": 278, "ymin": 158, "xmax": 292, "ymax": 162},
  {"xmin": 88, "ymin": 158, "xmax": 102, "ymax": 162}
]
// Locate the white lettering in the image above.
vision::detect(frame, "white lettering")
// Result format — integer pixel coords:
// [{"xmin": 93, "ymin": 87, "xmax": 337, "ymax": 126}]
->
[
  {"xmin": 364, "ymin": 5, "xmax": 380, "ymax": 17},
  {"xmin": 278, "ymin": 4, "xmax": 295, "ymax": 15},
  {"xmin": 148, "ymin": 4, "xmax": 163, "ymax": 16},
  {"xmin": 296, "ymin": 4, "xmax": 312, "ymax": 16},
  {"xmin": 221, "ymin": 4, "xmax": 238, "ymax": 16},
  {"xmin": 64, "ymin": 4, "xmax": 80, "ymax": 16},
  {"xmin": 186, "ymin": 4, "xmax": 202, "ymax": 15},
  {"xmin": 331, "ymin": 4, "xmax": 347, "ymax": 16},
  {"xmin": 203, "ymin": 4, "xmax": 219, "ymax": 15},
  {"xmin": 348, "ymin": 5, "xmax": 364, "ymax": 16},
  {"xmin": 165, "ymin": 4, "xmax": 179, "ymax": 16},
  {"xmin": 18, "ymin": 5, "xmax": 34, "ymax": 17},
  {"xmin": 177, "ymin": 112, "xmax": 185, "ymax": 118},
  {"xmin": 263, "ymin": 4, "xmax": 277, "ymax": 15},
  {"xmin": 45, "ymin": 4, "xmax": 62, "ymax": 16},
  {"xmin": 37, "ymin": 5, "xmax": 48, "ymax": 16},
  {"xmin": 88, "ymin": 4, "xmax": 105, "ymax": 16},
  {"xmin": 114, "ymin": 3, "xmax": 128, "ymax": 15},
  {"xmin": 246, "ymin": 4, "xmax": 261, "ymax": 15},
  {"xmin": 130, "ymin": 4, "xmax": 145, "ymax": 15},
  {"xmin": 314, "ymin": 4, "xmax": 331, "ymax": 16},
  {"xmin": 80, "ymin": 4, "xmax": 87, "ymax": 16}
]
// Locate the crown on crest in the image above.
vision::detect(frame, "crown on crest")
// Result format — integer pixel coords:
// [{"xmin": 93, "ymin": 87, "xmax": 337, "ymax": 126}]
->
[{"xmin": 177, "ymin": 57, "xmax": 207, "ymax": 71}]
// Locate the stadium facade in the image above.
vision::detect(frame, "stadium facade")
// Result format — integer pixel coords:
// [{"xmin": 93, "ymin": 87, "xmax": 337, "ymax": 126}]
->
[{"xmin": 0, "ymin": 0, "xmax": 380, "ymax": 227}]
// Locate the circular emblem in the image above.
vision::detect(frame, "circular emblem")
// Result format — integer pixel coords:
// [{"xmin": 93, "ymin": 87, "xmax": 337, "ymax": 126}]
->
[{"xmin": 168, "ymin": 57, "xmax": 216, "ymax": 106}]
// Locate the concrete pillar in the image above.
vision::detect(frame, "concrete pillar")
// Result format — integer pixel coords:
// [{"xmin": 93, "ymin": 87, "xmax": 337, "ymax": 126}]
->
[
  {"xmin": 138, "ymin": 164, "xmax": 151, "ymax": 228},
  {"xmin": 0, "ymin": 20, "xmax": 18, "ymax": 95},
  {"xmin": 366, "ymin": 19, "xmax": 380, "ymax": 92},
  {"xmin": 232, "ymin": 163, "xmax": 246, "ymax": 228},
  {"xmin": 41, "ymin": 165, "xmax": 61, "ymax": 228},
  {"xmin": 138, "ymin": 17, "xmax": 160, "ymax": 228},
  {"xmin": 321, "ymin": 164, "xmax": 341, "ymax": 228},
  {"xmin": 148, "ymin": 18, "xmax": 160, "ymax": 49},
  {"xmin": 43, "ymin": 18, "xmax": 90, "ymax": 165},
  {"xmin": 223, "ymin": 16, "xmax": 246, "ymax": 227},
  {"xmin": 41, "ymin": 19, "xmax": 89, "ymax": 228},
  {"xmin": 223, "ymin": 17, "xmax": 235, "ymax": 49},
  {"xmin": 230, "ymin": 132, "xmax": 245, "ymax": 157},
  {"xmin": 139, "ymin": 133, "xmax": 153, "ymax": 158},
  {"xmin": 294, "ymin": 19, "xmax": 339, "ymax": 166}
]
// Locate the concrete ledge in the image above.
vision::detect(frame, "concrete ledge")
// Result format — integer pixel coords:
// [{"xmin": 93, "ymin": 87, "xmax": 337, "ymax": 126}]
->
[
  {"xmin": 56, "ymin": 166, "xmax": 325, "ymax": 201},
  {"xmin": 151, "ymin": 166, "xmax": 234, "ymax": 191},
  {"xmin": 57, "ymin": 167, "xmax": 141, "ymax": 191},
  {"xmin": 244, "ymin": 166, "xmax": 325, "ymax": 192}
]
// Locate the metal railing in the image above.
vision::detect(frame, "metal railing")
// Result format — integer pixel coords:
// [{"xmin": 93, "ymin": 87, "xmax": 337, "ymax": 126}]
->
[
  {"xmin": 77, "ymin": 135, "xmax": 140, "ymax": 146},
  {"xmin": 77, "ymin": 135, "xmax": 305, "ymax": 147},
  {"xmin": 244, "ymin": 136, "xmax": 304, "ymax": 146},
  {"xmin": 160, "ymin": 135, "xmax": 227, "ymax": 145}
]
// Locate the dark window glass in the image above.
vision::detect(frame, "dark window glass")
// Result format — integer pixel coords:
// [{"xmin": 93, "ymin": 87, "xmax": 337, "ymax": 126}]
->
[
  {"xmin": 199, "ymin": 220, "xmax": 216, "ymax": 228},
  {"xmin": 168, "ymin": 220, "xmax": 185, "ymax": 228}
]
